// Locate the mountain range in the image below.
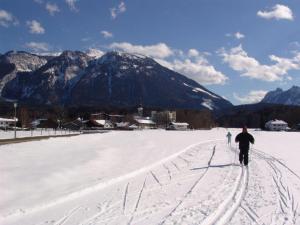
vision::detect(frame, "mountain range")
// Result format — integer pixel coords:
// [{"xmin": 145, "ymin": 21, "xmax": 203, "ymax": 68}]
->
[
  {"xmin": 1, "ymin": 50, "xmax": 299, "ymax": 112},
  {"xmin": 261, "ymin": 86, "xmax": 300, "ymax": 106},
  {"xmin": 0, "ymin": 50, "xmax": 232, "ymax": 110}
]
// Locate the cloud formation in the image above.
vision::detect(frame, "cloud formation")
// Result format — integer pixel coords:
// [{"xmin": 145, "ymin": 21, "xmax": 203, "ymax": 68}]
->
[
  {"xmin": 234, "ymin": 90, "xmax": 267, "ymax": 104},
  {"xmin": 25, "ymin": 42, "xmax": 49, "ymax": 51},
  {"xmin": 0, "ymin": 9, "xmax": 19, "ymax": 27},
  {"xmin": 234, "ymin": 32, "xmax": 245, "ymax": 39},
  {"xmin": 226, "ymin": 32, "xmax": 245, "ymax": 40},
  {"xmin": 46, "ymin": 2, "xmax": 60, "ymax": 16},
  {"xmin": 257, "ymin": 4, "xmax": 293, "ymax": 21},
  {"xmin": 110, "ymin": 2, "xmax": 126, "ymax": 19},
  {"xmin": 110, "ymin": 42, "xmax": 173, "ymax": 59},
  {"xmin": 65, "ymin": 0, "xmax": 79, "ymax": 12},
  {"xmin": 26, "ymin": 20, "xmax": 45, "ymax": 34},
  {"xmin": 109, "ymin": 42, "xmax": 228, "ymax": 85},
  {"xmin": 219, "ymin": 45, "xmax": 300, "ymax": 81},
  {"xmin": 101, "ymin": 30, "xmax": 113, "ymax": 38},
  {"xmin": 86, "ymin": 48, "xmax": 105, "ymax": 59}
]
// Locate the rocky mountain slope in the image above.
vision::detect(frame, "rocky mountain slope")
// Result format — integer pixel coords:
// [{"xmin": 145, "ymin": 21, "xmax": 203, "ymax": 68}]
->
[
  {"xmin": 261, "ymin": 86, "xmax": 300, "ymax": 106},
  {"xmin": 0, "ymin": 50, "xmax": 232, "ymax": 110}
]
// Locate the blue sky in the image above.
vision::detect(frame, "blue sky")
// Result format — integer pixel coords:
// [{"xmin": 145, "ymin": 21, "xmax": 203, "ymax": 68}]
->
[{"xmin": 1, "ymin": 0, "xmax": 300, "ymax": 105}]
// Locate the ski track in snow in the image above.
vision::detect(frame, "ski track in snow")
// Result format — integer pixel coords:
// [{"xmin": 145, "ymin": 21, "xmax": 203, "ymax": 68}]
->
[
  {"xmin": 251, "ymin": 149, "xmax": 300, "ymax": 225},
  {"xmin": 2, "ymin": 135, "xmax": 300, "ymax": 225},
  {"xmin": 158, "ymin": 146, "xmax": 216, "ymax": 225}
]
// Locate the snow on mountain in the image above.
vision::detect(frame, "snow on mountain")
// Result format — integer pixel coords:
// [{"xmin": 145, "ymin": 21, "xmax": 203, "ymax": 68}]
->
[
  {"xmin": 261, "ymin": 86, "xmax": 300, "ymax": 106},
  {"xmin": 0, "ymin": 50, "xmax": 232, "ymax": 109},
  {"xmin": 70, "ymin": 51, "xmax": 232, "ymax": 110},
  {"xmin": 0, "ymin": 51, "xmax": 48, "ymax": 94},
  {"xmin": 2, "ymin": 51, "xmax": 92, "ymax": 105}
]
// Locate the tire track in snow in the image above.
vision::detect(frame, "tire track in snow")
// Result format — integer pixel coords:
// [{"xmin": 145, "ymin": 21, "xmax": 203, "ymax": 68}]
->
[{"xmin": 158, "ymin": 146, "xmax": 216, "ymax": 225}]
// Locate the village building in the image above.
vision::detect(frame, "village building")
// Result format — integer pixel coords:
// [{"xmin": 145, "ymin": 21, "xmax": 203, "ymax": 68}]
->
[
  {"xmin": 168, "ymin": 122, "xmax": 189, "ymax": 130},
  {"xmin": 31, "ymin": 119, "xmax": 58, "ymax": 129},
  {"xmin": 151, "ymin": 110, "xmax": 177, "ymax": 128},
  {"xmin": 134, "ymin": 116, "xmax": 156, "ymax": 129},
  {"xmin": 0, "ymin": 117, "xmax": 17, "ymax": 129},
  {"xmin": 265, "ymin": 119, "xmax": 289, "ymax": 131},
  {"xmin": 93, "ymin": 120, "xmax": 113, "ymax": 129},
  {"xmin": 62, "ymin": 118, "xmax": 86, "ymax": 130}
]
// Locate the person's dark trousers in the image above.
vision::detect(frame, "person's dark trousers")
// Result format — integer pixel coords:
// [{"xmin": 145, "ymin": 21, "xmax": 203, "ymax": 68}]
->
[{"xmin": 239, "ymin": 148, "xmax": 249, "ymax": 165}]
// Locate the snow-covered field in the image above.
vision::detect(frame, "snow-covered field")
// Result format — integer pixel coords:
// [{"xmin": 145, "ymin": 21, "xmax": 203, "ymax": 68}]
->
[
  {"xmin": 0, "ymin": 129, "xmax": 78, "ymax": 140},
  {"xmin": 0, "ymin": 128, "xmax": 299, "ymax": 225}
]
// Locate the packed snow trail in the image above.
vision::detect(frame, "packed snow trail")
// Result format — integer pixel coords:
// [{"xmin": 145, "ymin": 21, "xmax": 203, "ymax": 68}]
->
[{"xmin": 1, "ymin": 129, "xmax": 300, "ymax": 225}]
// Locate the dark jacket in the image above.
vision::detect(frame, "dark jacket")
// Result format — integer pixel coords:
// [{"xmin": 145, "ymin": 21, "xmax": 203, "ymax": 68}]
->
[{"xmin": 235, "ymin": 132, "xmax": 254, "ymax": 150}]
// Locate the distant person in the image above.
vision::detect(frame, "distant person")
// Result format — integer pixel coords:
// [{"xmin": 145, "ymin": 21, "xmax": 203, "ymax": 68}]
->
[
  {"xmin": 226, "ymin": 131, "xmax": 232, "ymax": 145},
  {"xmin": 235, "ymin": 126, "xmax": 254, "ymax": 166}
]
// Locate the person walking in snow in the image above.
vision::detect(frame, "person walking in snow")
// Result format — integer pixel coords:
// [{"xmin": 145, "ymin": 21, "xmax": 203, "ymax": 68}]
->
[
  {"xmin": 226, "ymin": 131, "xmax": 232, "ymax": 146},
  {"xmin": 235, "ymin": 126, "xmax": 254, "ymax": 166}
]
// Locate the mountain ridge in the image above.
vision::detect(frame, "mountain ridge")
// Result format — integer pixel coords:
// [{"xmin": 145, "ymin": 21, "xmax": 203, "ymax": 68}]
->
[
  {"xmin": 0, "ymin": 50, "xmax": 232, "ymax": 110},
  {"xmin": 261, "ymin": 86, "xmax": 300, "ymax": 106}
]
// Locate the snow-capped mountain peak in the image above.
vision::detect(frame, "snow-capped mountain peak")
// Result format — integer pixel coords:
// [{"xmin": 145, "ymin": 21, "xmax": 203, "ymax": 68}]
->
[{"xmin": 261, "ymin": 86, "xmax": 300, "ymax": 106}]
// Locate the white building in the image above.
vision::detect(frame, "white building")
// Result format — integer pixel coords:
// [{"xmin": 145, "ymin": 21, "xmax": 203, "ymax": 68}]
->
[
  {"xmin": 0, "ymin": 117, "xmax": 17, "ymax": 129},
  {"xmin": 94, "ymin": 120, "xmax": 113, "ymax": 129},
  {"xmin": 265, "ymin": 119, "xmax": 288, "ymax": 131},
  {"xmin": 134, "ymin": 117, "xmax": 156, "ymax": 129},
  {"xmin": 168, "ymin": 122, "xmax": 189, "ymax": 130}
]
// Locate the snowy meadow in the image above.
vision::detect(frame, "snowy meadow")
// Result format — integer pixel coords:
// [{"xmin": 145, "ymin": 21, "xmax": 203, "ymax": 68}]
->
[{"xmin": 0, "ymin": 128, "xmax": 300, "ymax": 225}]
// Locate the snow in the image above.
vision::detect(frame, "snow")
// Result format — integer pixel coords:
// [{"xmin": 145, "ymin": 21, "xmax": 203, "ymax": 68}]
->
[
  {"xmin": 94, "ymin": 120, "xmax": 106, "ymax": 126},
  {"xmin": 201, "ymin": 98, "xmax": 214, "ymax": 110},
  {"xmin": 0, "ymin": 129, "xmax": 78, "ymax": 140},
  {"xmin": 192, "ymin": 87, "xmax": 220, "ymax": 99},
  {"xmin": 0, "ymin": 118, "xmax": 15, "ymax": 122},
  {"xmin": 183, "ymin": 82, "xmax": 220, "ymax": 99},
  {"xmin": 0, "ymin": 129, "xmax": 300, "ymax": 225},
  {"xmin": 266, "ymin": 119, "xmax": 288, "ymax": 125}
]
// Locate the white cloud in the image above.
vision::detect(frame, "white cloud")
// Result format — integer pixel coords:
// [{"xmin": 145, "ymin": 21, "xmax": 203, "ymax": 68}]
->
[
  {"xmin": 234, "ymin": 32, "xmax": 245, "ymax": 39},
  {"xmin": 101, "ymin": 30, "xmax": 113, "ymax": 38},
  {"xmin": 86, "ymin": 48, "xmax": 104, "ymax": 59},
  {"xmin": 156, "ymin": 58, "xmax": 228, "ymax": 85},
  {"xmin": 46, "ymin": 2, "xmax": 60, "ymax": 16},
  {"xmin": 110, "ymin": 1, "xmax": 126, "ymax": 19},
  {"xmin": 109, "ymin": 42, "xmax": 228, "ymax": 85},
  {"xmin": 33, "ymin": 0, "xmax": 44, "ymax": 4},
  {"xmin": 26, "ymin": 20, "xmax": 45, "ymax": 34},
  {"xmin": 219, "ymin": 45, "xmax": 300, "ymax": 81},
  {"xmin": 188, "ymin": 49, "xmax": 200, "ymax": 57},
  {"xmin": 110, "ymin": 42, "xmax": 174, "ymax": 59},
  {"xmin": 226, "ymin": 32, "xmax": 245, "ymax": 40},
  {"xmin": 25, "ymin": 42, "xmax": 49, "ymax": 52},
  {"xmin": 0, "ymin": 9, "xmax": 19, "ymax": 27},
  {"xmin": 234, "ymin": 90, "xmax": 267, "ymax": 104},
  {"xmin": 65, "ymin": 0, "xmax": 78, "ymax": 12},
  {"xmin": 257, "ymin": 4, "xmax": 293, "ymax": 21}
]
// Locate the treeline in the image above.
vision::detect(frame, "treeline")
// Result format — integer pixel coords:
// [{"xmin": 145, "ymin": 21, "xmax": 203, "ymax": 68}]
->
[
  {"xmin": 1, "ymin": 101, "xmax": 299, "ymax": 129},
  {"xmin": 216, "ymin": 103, "xmax": 300, "ymax": 129}
]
